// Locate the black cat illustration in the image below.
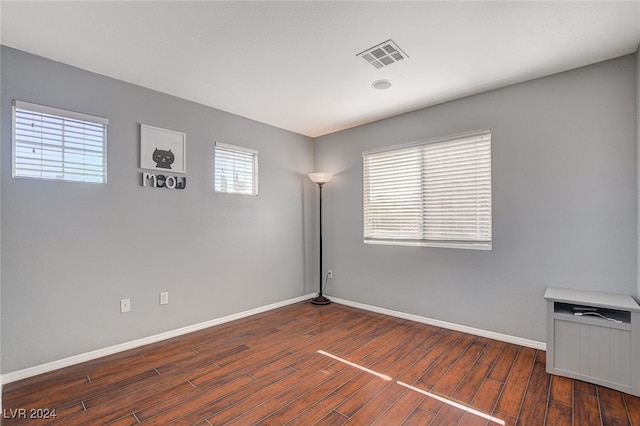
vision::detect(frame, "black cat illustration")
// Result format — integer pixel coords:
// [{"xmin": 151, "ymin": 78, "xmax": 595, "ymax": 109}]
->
[{"xmin": 152, "ymin": 148, "xmax": 175, "ymax": 169}]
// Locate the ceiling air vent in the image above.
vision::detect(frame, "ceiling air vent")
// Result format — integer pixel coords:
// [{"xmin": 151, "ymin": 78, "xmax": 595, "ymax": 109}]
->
[{"xmin": 357, "ymin": 39, "xmax": 409, "ymax": 69}]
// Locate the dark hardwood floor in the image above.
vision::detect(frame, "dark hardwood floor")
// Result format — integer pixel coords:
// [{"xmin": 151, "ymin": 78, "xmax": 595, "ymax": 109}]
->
[{"xmin": 2, "ymin": 302, "xmax": 639, "ymax": 425}]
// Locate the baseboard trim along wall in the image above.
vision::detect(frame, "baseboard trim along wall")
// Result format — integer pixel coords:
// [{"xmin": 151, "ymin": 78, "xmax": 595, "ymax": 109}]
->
[
  {"xmin": 1, "ymin": 293, "xmax": 316, "ymax": 385},
  {"xmin": 329, "ymin": 296, "xmax": 547, "ymax": 351},
  {"xmin": 2, "ymin": 293, "xmax": 545, "ymax": 385}
]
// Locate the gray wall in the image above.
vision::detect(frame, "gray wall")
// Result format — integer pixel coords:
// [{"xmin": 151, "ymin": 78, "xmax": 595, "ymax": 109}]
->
[
  {"xmin": 637, "ymin": 44, "xmax": 640, "ymax": 300},
  {"xmin": 1, "ymin": 47, "xmax": 316, "ymax": 373},
  {"xmin": 0, "ymin": 2, "xmax": 3, "ymax": 399},
  {"xmin": 315, "ymin": 55, "xmax": 638, "ymax": 343}
]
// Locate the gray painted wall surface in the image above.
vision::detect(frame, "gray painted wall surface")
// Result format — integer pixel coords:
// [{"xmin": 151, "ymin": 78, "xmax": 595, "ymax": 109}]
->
[
  {"xmin": 637, "ymin": 45, "xmax": 640, "ymax": 300},
  {"xmin": 315, "ymin": 55, "xmax": 638, "ymax": 343},
  {"xmin": 1, "ymin": 47, "xmax": 315, "ymax": 373},
  {"xmin": 0, "ymin": 3, "xmax": 3, "ymax": 397}
]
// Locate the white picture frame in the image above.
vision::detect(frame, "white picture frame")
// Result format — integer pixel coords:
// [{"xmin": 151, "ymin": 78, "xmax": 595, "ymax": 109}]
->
[{"xmin": 140, "ymin": 124, "xmax": 186, "ymax": 173}]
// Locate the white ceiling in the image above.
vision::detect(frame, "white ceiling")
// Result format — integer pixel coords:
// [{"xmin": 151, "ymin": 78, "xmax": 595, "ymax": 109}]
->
[{"xmin": 2, "ymin": 1, "xmax": 640, "ymax": 138}]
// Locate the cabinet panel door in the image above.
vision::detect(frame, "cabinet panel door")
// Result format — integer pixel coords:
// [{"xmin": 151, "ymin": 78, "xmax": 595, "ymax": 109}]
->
[{"xmin": 554, "ymin": 320, "xmax": 631, "ymax": 387}]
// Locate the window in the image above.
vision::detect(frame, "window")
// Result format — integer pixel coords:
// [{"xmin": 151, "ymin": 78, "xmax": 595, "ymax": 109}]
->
[
  {"xmin": 363, "ymin": 130, "xmax": 491, "ymax": 250},
  {"xmin": 12, "ymin": 100, "xmax": 108, "ymax": 183},
  {"xmin": 214, "ymin": 142, "xmax": 258, "ymax": 195}
]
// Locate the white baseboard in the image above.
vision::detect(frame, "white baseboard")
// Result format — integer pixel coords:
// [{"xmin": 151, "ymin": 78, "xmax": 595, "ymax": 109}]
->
[
  {"xmin": 1, "ymin": 293, "xmax": 315, "ymax": 385},
  {"xmin": 329, "ymin": 296, "xmax": 546, "ymax": 351},
  {"xmin": 2, "ymin": 292, "xmax": 545, "ymax": 386}
]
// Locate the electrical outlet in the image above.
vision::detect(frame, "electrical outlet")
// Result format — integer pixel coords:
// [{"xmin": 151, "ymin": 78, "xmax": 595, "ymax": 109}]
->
[
  {"xmin": 120, "ymin": 298, "xmax": 131, "ymax": 313},
  {"xmin": 328, "ymin": 269, "xmax": 333, "ymax": 279},
  {"xmin": 160, "ymin": 292, "xmax": 169, "ymax": 305}
]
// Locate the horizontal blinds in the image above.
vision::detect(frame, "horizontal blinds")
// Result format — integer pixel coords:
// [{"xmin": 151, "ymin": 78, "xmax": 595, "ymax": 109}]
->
[
  {"xmin": 364, "ymin": 146, "xmax": 423, "ymax": 241},
  {"xmin": 13, "ymin": 100, "xmax": 108, "ymax": 183},
  {"xmin": 363, "ymin": 131, "xmax": 491, "ymax": 249},
  {"xmin": 214, "ymin": 142, "xmax": 258, "ymax": 195},
  {"xmin": 422, "ymin": 134, "xmax": 491, "ymax": 243}
]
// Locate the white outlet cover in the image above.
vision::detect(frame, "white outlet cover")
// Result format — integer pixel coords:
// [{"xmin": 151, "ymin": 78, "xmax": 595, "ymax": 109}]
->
[
  {"xmin": 160, "ymin": 292, "xmax": 169, "ymax": 305},
  {"xmin": 120, "ymin": 298, "xmax": 131, "ymax": 313}
]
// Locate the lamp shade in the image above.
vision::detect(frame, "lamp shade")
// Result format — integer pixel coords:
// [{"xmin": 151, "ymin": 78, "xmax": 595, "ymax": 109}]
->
[{"xmin": 308, "ymin": 172, "xmax": 333, "ymax": 184}]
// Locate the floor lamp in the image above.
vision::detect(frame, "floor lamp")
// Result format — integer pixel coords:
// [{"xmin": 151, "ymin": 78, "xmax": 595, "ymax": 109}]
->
[{"xmin": 309, "ymin": 172, "xmax": 333, "ymax": 305}]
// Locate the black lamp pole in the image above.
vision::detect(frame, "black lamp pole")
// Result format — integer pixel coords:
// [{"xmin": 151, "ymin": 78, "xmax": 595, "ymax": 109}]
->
[{"xmin": 311, "ymin": 180, "xmax": 330, "ymax": 305}]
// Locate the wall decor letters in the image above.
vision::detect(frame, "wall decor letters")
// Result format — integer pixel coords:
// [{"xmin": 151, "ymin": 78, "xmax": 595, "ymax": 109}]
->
[{"xmin": 141, "ymin": 172, "xmax": 187, "ymax": 189}]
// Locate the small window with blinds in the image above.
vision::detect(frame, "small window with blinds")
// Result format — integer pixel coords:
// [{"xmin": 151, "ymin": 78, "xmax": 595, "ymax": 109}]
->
[
  {"xmin": 214, "ymin": 142, "xmax": 258, "ymax": 195},
  {"xmin": 12, "ymin": 100, "xmax": 108, "ymax": 183},
  {"xmin": 363, "ymin": 130, "xmax": 491, "ymax": 250}
]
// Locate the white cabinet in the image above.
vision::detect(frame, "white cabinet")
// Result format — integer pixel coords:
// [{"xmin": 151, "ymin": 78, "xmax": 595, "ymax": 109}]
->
[{"xmin": 544, "ymin": 287, "xmax": 640, "ymax": 396}]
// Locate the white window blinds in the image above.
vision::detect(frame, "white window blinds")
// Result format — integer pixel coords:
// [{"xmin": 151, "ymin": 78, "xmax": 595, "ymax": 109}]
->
[
  {"xmin": 363, "ymin": 130, "xmax": 491, "ymax": 250},
  {"xmin": 214, "ymin": 142, "xmax": 259, "ymax": 195},
  {"xmin": 12, "ymin": 100, "xmax": 108, "ymax": 183}
]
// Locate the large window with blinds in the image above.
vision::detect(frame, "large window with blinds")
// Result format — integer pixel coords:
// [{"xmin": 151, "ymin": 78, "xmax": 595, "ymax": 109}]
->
[
  {"xmin": 12, "ymin": 100, "xmax": 108, "ymax": 183},
  {"xmin": 214, "ymin": 142, "xmax": 259, "ymax": 196},
  {"xmin": 363, "ymin": 130, "xmax": 491, "ymax": 250}
]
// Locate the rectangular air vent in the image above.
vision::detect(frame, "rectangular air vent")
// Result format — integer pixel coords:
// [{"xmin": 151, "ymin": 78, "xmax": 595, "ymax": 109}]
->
[{"xmin": 357, "ymin": 39, "xmax": 409, "ymax": 69}]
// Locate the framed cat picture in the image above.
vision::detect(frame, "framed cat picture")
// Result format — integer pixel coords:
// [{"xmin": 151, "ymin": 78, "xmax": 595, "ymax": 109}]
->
[{"xmin": 140, "ymin": 124, "xmax": 186, "ymax": 173}]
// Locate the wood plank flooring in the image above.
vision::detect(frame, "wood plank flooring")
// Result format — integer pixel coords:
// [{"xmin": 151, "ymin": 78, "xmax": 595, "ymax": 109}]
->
[{"xmin": 3, "ymin": 302, "xmax": 639, "ymax": 425}]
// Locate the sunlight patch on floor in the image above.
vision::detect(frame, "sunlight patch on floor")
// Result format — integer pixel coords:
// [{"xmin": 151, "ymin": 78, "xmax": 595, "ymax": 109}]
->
[
  {"xmin": 317, "ymin": 350, "xmax": 392, "ymax": 381},
  {"xmin": 318, "ymin": 350, "xmax": 505, "ymax": 425},
  {"xmin": 397, "ymin": 381, "xmax": 505, "ymax": 425}
]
